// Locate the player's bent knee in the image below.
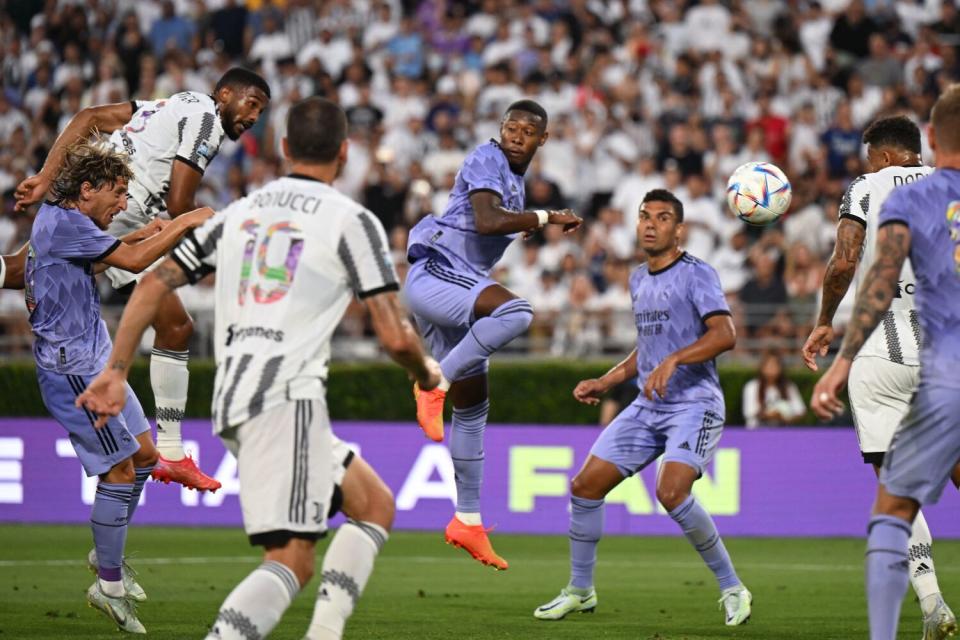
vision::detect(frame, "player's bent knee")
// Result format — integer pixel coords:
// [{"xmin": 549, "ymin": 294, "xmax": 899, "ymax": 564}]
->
[
  {"xmin": 262, "ymin": 535, "xmax": 317, "ymax": 587},
  {"xmin": 155, "ymin": 316, "xmax": 194, "ymax": 350},
  {"xmin": 570, "ymin": 475, "xmax": 604, "ymax": 500},
  {"xmin": 102, "ymin": 458, "xmax": 136, "ymax": 484},
  {"xmin": 491, "ymin": 298, "xmax": 534, "ymax": 337},
  {"xmin": 656, "ymin": 486, "xmax": 690, "ymax": 512}
]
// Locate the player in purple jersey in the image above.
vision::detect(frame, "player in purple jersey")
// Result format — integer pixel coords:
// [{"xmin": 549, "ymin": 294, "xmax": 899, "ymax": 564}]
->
[
  {"xmin": 813, "ymin": 85, "xmax": 960, "ymax": 640},
  {"xmin": 405, "ymin": 100, "xmax": 582, "ymax": 569},
  {"xmin": 535, "ymin": 190, "xmax": 752, "ymax": 626},
  {"xmin": 25, "ymin": 140, "xmax": 212, "ymax": 633}
]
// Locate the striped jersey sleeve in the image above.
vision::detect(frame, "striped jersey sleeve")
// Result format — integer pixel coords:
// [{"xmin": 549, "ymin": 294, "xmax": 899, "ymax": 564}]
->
[
  {"xmin": 174, "ymin": 110, "xmax": 222, "ymax": 174},
  {"xmin": 838, "ymin": 174, "xmax": 871, "ymax": 227},
  {"xmin": 170, "ymin": 210, "xmax": 226, "ymax": 284},
  {"xmin": 337, "ymin": 209, "xmax": 399, "ymax": 298}
]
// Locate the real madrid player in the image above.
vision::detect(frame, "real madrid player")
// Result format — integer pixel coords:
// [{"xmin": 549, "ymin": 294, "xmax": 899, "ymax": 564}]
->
[
  {"xmin": 15, "ymin": 67, "xmax": 271, "ymax": 491},
  {"xmin": 802, "ymin": 115, "xmax": 955, "ymax": 638},
  {"xmin": 78, "ymin": 97, "xmax": 441, "ymax": 640}
]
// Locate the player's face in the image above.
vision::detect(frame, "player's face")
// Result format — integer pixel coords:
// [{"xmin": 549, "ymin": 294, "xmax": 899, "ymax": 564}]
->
[
  {"xmin": 637, "ymin": 201, "xmax": 681, "ymax": 255},
  {"xmin": 84, "ymin": 178, "xmax": 129, "ymax": 230},
  {"xmin": 221, "ymin": 87, "xmax": 269, "ymax": 141},
  {"xmin": 498, "ymin": 111, "xmax": 547, "ymax": 166},
  {"xmin": 866, "ymin": 145, "xmax": 891, "ymax": 173}
]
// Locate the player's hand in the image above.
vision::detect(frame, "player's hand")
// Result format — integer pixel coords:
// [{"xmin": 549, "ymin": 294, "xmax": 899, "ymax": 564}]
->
[
  {"xmin": 801, "ymin": 324, "xmax": 835, "ymax": 371},
  {"xmin": 76, "ymin": 370, "xmax": 128, "ymax": 428},
  {"xmin": 14, "ymin": 173, "xmax": 51, "ymax": 212},
  {"xmin": 127, "ymin": 218, "xmax": 169, "ymax": 243},
  {"xmin": 644, "ymin": 355, "xmax": 679, "ymax": 401},
  {"xmin": 573, "ymin": 378, "xmax": 607, "ymax": 406},
  {"xmin": 548, "ymin": 209, "xmax": 583, "ymax": 234},
  {"xmin": 418, "ymin": 356, "xmax": 443, "ymax": 391},
  {"xmin": 810, "ymin": 356, "xmax": 851, "ymax": 421},
  {"xmin": 182, "ymin": 206, "xmax": 215, "ymax": 228}
]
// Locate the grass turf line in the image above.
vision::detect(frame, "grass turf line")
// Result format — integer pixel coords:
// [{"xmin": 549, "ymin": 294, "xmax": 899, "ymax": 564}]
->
[{"xmin": 0, "ymin": 525, "xmax": 957, "ymax": 639}]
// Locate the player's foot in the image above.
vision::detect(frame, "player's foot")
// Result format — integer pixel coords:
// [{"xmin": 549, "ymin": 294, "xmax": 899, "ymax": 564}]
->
[
  {"xmin": 413, "ymin": 383, "xmax": 445, "ymax": 442},
  {"xmin": 87, "ymin": 549, "xmax": 146, "ymax": 602},
  {"xmin": 719, "ymin": 585, "xmax": 752, "ymax": 626},
  {"xmin": 533, "ymin": 587, "xmax": 597, "ymax": 620},
  {"xmin": 444, "ymin": 516, "xmax": 508, "ymax": 570},
  {"xmin": 152, "ymin": 454, "xmax": 221, "ymax": 492},
  {"xmin": 923, "ymin": 595, "xmax": 958, "ymax": 640},
  {"xmin": 86, "ymin": 582, "xmax": 146, "ymax": 634}
]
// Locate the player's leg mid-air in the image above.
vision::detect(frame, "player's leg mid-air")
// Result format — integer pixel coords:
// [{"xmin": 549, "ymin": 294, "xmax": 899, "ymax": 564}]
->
[{"xmin": 535, "ymin": 190, "xmax": 750, "ymax": 626}]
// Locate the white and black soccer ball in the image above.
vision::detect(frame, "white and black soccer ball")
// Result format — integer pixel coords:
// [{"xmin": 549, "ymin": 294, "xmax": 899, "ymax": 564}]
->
[{"xmin": 726, "ymin": 162, "xmax": 792, "ymax": 226}]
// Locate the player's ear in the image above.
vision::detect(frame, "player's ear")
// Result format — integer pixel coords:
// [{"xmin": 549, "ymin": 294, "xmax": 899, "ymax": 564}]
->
[
  {"xmin": 280, "ymin": 137, "xmax": 290, "ymax": 160},
  {"xmin": 216, "ymin": 85, "xmax": 233, "ymax": 105},
  {"xmin": 928, "ymin": 123, "xmax": 938, "ymax": 154},
  {"xmin": 538, "ymin": 129, "xmax": 549, "ymax": 146},
  {"xmin": 338, "ymin": 139, "xmax": 349, "ymax": 165}
]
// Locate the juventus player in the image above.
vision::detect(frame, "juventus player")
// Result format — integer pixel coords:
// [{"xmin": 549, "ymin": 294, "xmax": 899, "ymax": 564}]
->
[
  {"xmin": 14, "ymin": 68, "xmax": 271, "ymax": 491},
  {"xmin": 801, "ymin": 115, "xmax": 955, "ymax": 638},
  {"xmin": 78, "ymin": 97, "xmax": 440, "ymax": 640}
]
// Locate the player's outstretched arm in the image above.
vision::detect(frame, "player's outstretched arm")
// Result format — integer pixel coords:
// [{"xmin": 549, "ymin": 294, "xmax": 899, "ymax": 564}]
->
[
  {"xmin": 14, "ymin": 102, "xmax": 134, "ymax": 211},
  {"xmin": 470, "ymin": 191, "xmax": 582, "ymax": 236},
  {"xmin": 100, "ymin": 207, "xmax": 213, "ymax": 273},
  {"xmin": 365, "ymin": 291, "xmax": 441, "ymax": 390},
  {"xmin": 77, "ymin": 258, "xmax": 192, "ymax": 425},
  {"xmin": 574, "ymin": 348, "xmax": 639, "ymax": 406},
  {"xmin": 644, "ymin": 314, "xmax": 736, "ymax": 401},
  {"xmin": 0, "ymin": 242, "xmax": 29, "ymax": 290},
  {"xmin": 811, "ymin": 222, "xmax": 910, "ymax": 419},
  {"xmin": 802, "ymin": 218, "xmax": 865, "ymax": 370}
]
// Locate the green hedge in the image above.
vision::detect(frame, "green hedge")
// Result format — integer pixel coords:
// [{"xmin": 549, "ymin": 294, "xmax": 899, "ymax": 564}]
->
[{"xmin": 0, "ymin": 359, "xmax": 828, "ymax": 425}]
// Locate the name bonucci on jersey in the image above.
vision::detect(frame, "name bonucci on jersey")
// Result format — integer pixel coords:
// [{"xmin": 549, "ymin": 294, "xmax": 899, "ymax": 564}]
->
[
  {"xmin": 840, "ymin": 164, "xmax": 933, "ymax": 365},
  {"xmin": 169, "ymin": 175, "xmax": 399, "ymax": 433},
  {"xmin": 108, "ymin": 91, "xmax": 226, "ymax": 221}
]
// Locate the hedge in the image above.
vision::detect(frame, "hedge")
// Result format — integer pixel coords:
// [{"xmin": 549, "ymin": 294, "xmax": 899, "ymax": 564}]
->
[{"xmin": 0, "ymin": 358, "xmax": 831, "ymax": 425}]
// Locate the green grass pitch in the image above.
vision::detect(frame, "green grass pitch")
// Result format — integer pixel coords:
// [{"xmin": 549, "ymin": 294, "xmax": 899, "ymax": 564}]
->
[{"xmin": 1, "ymin": 525, "xmax": 958, "ymax": 639}]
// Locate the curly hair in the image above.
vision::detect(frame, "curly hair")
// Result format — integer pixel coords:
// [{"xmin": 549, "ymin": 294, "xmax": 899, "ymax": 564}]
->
[{"xmin": 49, "ymin": 139, "xmax": 133, "ymax": 205}]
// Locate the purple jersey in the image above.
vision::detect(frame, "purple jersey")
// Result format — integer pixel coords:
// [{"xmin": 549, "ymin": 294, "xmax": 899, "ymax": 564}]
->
[
  {"xmin": 630, "ymin": 253, "xmax": 730, "ymax": 408},
  {"xmin": 407, "ymin": 140, "xmax": 526, "ymax": 276},
  {"xmin": 878, "ymin": 168, "xmax": 960, "ymax": 388},
  {"xmin": 25, "ymin": 203, "xmax": 120, "ymax": 375}
]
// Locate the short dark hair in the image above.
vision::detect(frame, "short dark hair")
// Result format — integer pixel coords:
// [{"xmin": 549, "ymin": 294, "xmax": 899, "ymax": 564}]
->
[
  {"xmin": 286, "ymin": 97, "xmax": 346, "ymax": 163},
  {"xmin": 215, "ymin": 67, "xmax": 271, "ymax": 100},
  {"xmin": 641, "ymin": 188, "xmax": 684, "ymax": 222},
  {"xmin": 931, "ymin": 84, "xmax": 960, "ymax": 153},
  {"xmin": 504, "ymin": 99, "xmax": 548, "ymax": 127},
  {"xmin": 862, "ymin": 115, "xmax": 921, "ymax": 153}
]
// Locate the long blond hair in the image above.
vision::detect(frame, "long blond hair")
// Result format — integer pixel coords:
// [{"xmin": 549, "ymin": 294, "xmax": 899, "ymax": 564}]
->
[{"xmin": 49, "ymin": 139, "xmax": 133, "ymax": 205}]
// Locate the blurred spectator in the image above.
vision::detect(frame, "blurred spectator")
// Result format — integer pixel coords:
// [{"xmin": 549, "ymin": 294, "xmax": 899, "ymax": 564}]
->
[{"xmin": 742, "ymin": 351, "xmax": 807, "ymax": 428}]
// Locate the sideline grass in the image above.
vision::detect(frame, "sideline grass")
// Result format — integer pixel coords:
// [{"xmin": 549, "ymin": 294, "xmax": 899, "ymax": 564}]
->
[{"xmin": 1, "ymin": 525, "xmax": 957, "ymax": 639}]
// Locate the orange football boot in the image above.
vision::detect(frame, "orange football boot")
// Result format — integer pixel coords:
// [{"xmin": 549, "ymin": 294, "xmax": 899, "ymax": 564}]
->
[
  {"xmin": 152, "ymin": 455, "xmax": 221, "ymax": 492},
  {"xmin": 413, "ymin": 383, "xmax": 446, "ymax": 442},
  {"xmin": 444, "ymin": 516, "xmax": 509, "ymax": 571}
]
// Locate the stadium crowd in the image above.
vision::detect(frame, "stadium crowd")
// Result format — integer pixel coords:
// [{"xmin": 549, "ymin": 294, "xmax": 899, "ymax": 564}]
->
[{"xmin": 0, "ymin": 0, "xmax": 958, "ymax": 361}]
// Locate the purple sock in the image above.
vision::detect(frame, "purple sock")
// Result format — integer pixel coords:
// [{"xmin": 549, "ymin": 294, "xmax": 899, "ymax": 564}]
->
[
  {"xmin": 91, "ymin": 481, "xmax": 133, "ymax": 582},
  {"xmin": 126, "ymin": 465, "xmax": 154, "ymax": 522},
  {"xmin": 569, "ymin": 496, "xmax": 604, "ymax": 589},
  {"xmin": 669, "ymin": 495, "xmax": 741, "ymax": 590},
  {"xmin": 450, "ymin": 400, "xmax": 488, "ymax": 513},
  {"xmin": 440, "ymin": 298, "xmax": 532, "ymax": 381},
  {"xmin": 866, "ymin": 514, "xmax": 912, "ymax": 640}
]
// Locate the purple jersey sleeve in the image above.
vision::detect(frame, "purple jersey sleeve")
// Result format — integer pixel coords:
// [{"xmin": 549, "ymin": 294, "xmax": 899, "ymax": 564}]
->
[
  {"xmin": 688, "ymin": 261, "xmax": 731, "ymax": 320},
  {"xmin": 48, "ymin": 214, "xmax": 120, "ymax": 262},
  {"xmin": 459, "ymin": 145, "xmax": 506, "ymax": 197},
  {"xmin": 877, "ymin": 185, "xmax": 911, "ymax": 229}
]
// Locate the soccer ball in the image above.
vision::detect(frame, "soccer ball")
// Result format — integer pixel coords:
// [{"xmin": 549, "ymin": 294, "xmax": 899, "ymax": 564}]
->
[{"xmin": 726, "ymin": 162, "xmax": 792, "ymax": 225}]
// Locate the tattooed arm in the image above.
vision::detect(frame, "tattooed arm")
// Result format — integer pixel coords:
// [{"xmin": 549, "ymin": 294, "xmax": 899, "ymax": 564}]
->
[
  {"xmin": 76, "ymin": 259, "xmax": 191, "ymax": 424},
  {"xmin": 801, "ymin": 218, "xmax": 865, "ymax": 370}
]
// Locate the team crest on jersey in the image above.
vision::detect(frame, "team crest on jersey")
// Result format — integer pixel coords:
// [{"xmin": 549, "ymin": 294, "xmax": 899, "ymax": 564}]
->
[
  {"xmin": 946, "ymin": 200, "xmax": 960, "ymax": 274},
  {"xmin": 196, "ymin": 141, "xmax": 213, "ymax": 160}
]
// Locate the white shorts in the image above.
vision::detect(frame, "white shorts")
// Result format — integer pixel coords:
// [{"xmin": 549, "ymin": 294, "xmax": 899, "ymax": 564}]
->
[
  {"xmin": 104, "ymin": 197, "xmax": 159, "ymax": 290},
  {"xmin": 220, "ymin": 398, "xmax": 335, "ymax": 544},
  {"xmin": 849, "ymin": 356, "xmax": 919, "ymax": 459}
]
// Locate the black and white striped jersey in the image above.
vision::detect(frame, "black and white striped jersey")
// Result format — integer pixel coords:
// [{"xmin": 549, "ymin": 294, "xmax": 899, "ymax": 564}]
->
[
  {"xmin": 840, "ymin": 165, "xmax": 933, "ymax": 365},
  {"xmin": 170, "ymin": 174, "xmax": 399, "ymax": 432},
  {"xmin": 108, "ymin": 91, "xmax": 226, "ymax": 222}
]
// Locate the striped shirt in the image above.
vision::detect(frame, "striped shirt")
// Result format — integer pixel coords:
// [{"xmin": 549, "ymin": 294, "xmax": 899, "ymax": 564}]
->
[{"xmin": 170, "ymin": 174, "xmax": 399, "ymax": 432}]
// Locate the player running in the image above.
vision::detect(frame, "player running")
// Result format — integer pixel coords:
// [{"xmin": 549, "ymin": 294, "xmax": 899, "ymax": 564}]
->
[
  {"xmin": 14, "ymin": 68, "xmax": 271, "ymax": 491},
  {"xmin": 78, "ymin": 97, "xmax": 441, "ymax": 640},
  {"xmin": 535, "ymin": 189, "xmax": 752, "ymax": 626},
  {"xmin": 406, "ymin": 100, "xmax": 582, "ymax": 570},
  {"xmin": 26, "ymin": 140, "xmax": 212, "ymax": 633},
  {"xmin": 802, "ymin": 115, "xmax": 955, "ymax": 638},
  {"xmin": 812, "ymin": 84, "xmax": 960, "ymax": 640}
]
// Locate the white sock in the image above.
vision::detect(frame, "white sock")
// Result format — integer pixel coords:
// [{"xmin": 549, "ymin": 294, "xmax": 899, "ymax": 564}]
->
[
  {"xmin": 151, "ymin": 348, "xmax": 189, "ymax": 460},
  {"xmin": 205, "ymin": 561, "xmax": 299, "ymax": 640},
  {"xmin": 438, "ymin": 374, "xmax": 451, "ymax": 392},
  {"xmin": 98, "ymin": 578, "xmax": 124, "ymax": 598},
  {"xmin": 455, "ymin": 511, "xmax": 482, "ymax": 526},
  {"xmin": 305, "ymin": 520, "xmax": 388, "ymax": 640},
  {"xmin": 909, "ymin": 510, "xmax": 942, "ymax": 613}
]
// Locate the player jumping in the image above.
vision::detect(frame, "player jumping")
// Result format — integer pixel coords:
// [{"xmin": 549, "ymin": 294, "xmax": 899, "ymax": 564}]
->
[
  {"xmin": 15, "ymin": 67, "xmax": 271, "ymax": 491},
  {"xmin": 534, "ymin": 190, "xmax": 752, "ymax": 626},
  {"xmin": 405, "ymin": 100, "xmax": 582, "ymax": 570},
  {"xmin": 26, "ymin": 140, "xmax": 212, "ymax": 632},
  {"xmin": 812, "ymin": 84, "xmax": 960, "ymax": 640},
  {"xmin": 78, "ymin": 98, "xmax": 441, "ymax": 640},
  {"xmin": 802, "ymin": 115, "xmax": 956, "ymax": 639}
]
